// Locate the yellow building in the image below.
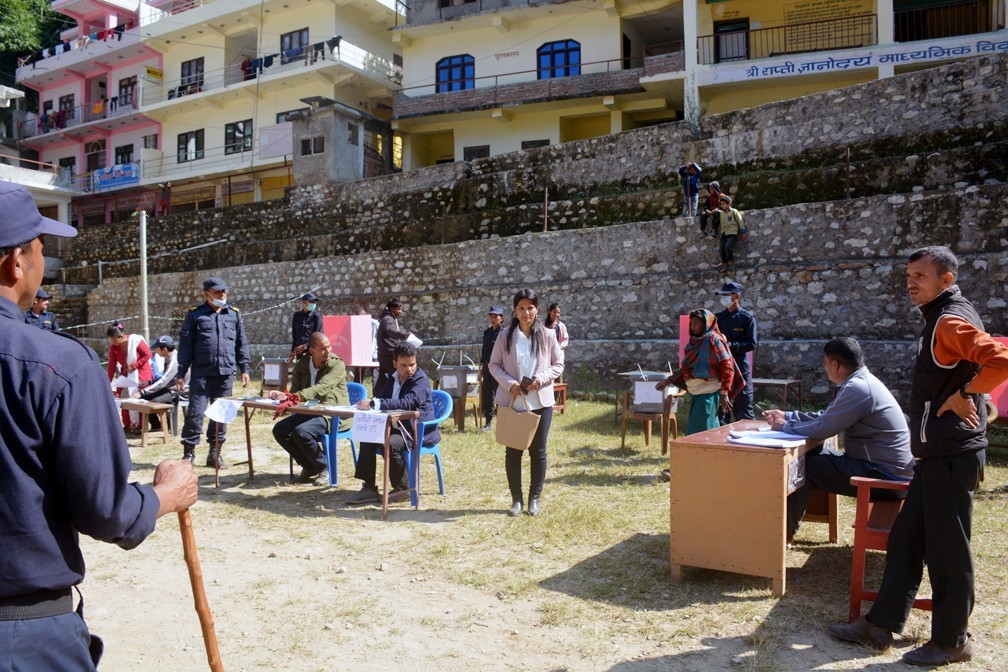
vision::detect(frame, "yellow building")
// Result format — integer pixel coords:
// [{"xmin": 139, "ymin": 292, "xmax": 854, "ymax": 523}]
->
[{"xmin": 395, "ymin": 0, "xmax": 1007, "ymax": 168}]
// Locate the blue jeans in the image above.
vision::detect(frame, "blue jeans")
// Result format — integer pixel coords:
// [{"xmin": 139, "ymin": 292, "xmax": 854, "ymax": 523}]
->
[
  {"xmin": 0, "ymin": 611, "xmax": 99, "ymax": 671},
  {"xmin": 682, "ymin": 192, "xmax": 699, "ymax": 218}
]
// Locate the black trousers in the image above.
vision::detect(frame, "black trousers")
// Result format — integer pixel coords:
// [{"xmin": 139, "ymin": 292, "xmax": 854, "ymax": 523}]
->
[
  {"xmin": 719, "ymin": 234, "xmax": 738, "ymax": 264},
  {"xmin": 699, "ymin": 210, "xmax": 720, "ymax": 236},
  {"xmin": 505, "ymin": 406, "xmax": 553, "ymax": 502},
  {"xmin": 181, "ymin": 375, "xmax": 233, "ymax": 448},
  {"xmin": 355, "ymin": 433, "xmax": 408, "ymax": 490},
  {"xmin": 273, "ymin": 414, "xmax": 329, "ymax": 473},
  {"xmin": 480, "ymin": 364, "xmax": 498, "ymax": 423},
  {"xmin": 867, "ymin": 449, "xmax": 985, "ymax": 648}
]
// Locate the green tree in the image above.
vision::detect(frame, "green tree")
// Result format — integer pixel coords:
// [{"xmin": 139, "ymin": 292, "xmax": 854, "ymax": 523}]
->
[{"xmin": 0, "ymin": 0, "xmax": 62, "ymax": 107}]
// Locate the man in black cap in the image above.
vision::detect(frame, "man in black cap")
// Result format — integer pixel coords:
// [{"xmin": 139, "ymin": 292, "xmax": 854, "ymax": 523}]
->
[
  {"xmin": 479, "ymin": 305, "xmax": 505, "ymax": 432},
  {"xmin": 23, "ymin": 287, "xmax": 60, "ymax": 331},
  {"xmin": 289, "ymin": 291, "xmax": 323, "ymax": 362},
  {"xmin": 176, "ymin": 276, "xmax": 251, "ymax": 467},
  {"xmin": 714, "ymin": 280, "xmax": 757, "ymax": 422},
  {"xmin": 0, "ymin": 180, "xmax": 197, "ymax": 668},
  {"xmin": 133, "ymin": 335, "xmax": 184, "ymax": 430}
]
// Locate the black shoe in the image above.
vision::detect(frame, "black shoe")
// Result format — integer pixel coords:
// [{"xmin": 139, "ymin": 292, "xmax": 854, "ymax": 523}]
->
[
  {"xmin": 828, "ymin": 616, "xmax": 894, "ymax": 652},
  {"xmin": 507, "ymin": 500, "xmax": 523, "ymax": 517},
  {"xmin": 902, "ymin": 637, "xmax": 973, "ymax": 666},
  {"xmin": 660, "ymin": 469, "xmax": 670, "ymax": 482},
  {"xmin": 346, "ymin": 485, "xmax": 381, "ymax": 506},
  {"xmin": 527, "ymin": 498, "xmax": 541, "ymax": 516},
  {"xmin": 291, "ymin": 468, "xmax": 324, "ymax": 485},
  {"xmin": 182, "ymin": 446, "xmax": 196, "ymax": 465},
  {"xmin": 206, "ymin": 451, "xmax": 227, "ymax": 469},
  {"xmin": 387, "ymin": 487, "xmax": 412, "ymax": 503}
]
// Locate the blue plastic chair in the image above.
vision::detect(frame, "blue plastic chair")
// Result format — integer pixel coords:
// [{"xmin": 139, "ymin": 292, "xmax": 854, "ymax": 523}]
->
[
  {"xmin": 402, "ymin": 389, "xmax": 453, "ymax": 508},
  {"xmin": 286, "ymin": 381, "xmax": 366, "ymax": 485}
]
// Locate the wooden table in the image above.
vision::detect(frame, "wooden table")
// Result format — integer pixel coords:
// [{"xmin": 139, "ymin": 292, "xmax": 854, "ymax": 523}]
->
[
  {"xmin": 668, "ymin": 419, "xmax": 837, "ymax": 596},
  {"xmin": 119, "ymin": 400, "xmax": 173, "ymax": 451},
  {"xmin": 238, "ymin": 399, "xmax": 419, "ymax": 520}
]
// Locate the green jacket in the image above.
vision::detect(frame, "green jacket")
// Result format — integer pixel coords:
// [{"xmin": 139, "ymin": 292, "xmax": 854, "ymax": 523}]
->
[
  {"xmin": 720, "ymin": 207, "xmax": 745, "ymax": 236},
  {"xmin": 291, "ymin": 354, "xmax": 351, "ymax": 430}
]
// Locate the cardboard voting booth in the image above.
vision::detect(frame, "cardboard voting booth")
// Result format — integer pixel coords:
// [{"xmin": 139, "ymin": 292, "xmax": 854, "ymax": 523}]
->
[{"xmin": 323, "ymin": 315, "xmax": 376, "ymax": 367}]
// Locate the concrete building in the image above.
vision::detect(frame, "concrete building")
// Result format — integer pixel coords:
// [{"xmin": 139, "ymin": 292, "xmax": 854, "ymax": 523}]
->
[
  {"xmin": 13, "ymin": 0, "xmax": 403, "ymax": 224},
  {"xmin": 392, "ymin": 0, "xmax": 1007, "ymax": 168}
]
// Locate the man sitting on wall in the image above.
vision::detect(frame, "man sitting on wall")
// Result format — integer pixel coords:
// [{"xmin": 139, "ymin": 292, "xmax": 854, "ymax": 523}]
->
[
  {"xmin": 269, "ymin": 332, "xmax": 350, "ymax": 484},
  {"xmin": 346, "ymin": 341, "xmax": 439, "ymax": 506},
  {"xmin": 764, "ymin": 337, "xmax": 915, "ymax": 542}
]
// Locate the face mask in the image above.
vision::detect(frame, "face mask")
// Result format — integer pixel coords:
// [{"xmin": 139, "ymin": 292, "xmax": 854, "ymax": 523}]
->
[
  {"xmin": 210, "ymin": 298, "xmax": 226, "ymax": 308},
  {"xmin": 720, "ymin": 295, "xmax": 734, "ymax": 308},
  {"xmin": 307, "ymin": 303, "xmax": 317, "ymax": 312}
]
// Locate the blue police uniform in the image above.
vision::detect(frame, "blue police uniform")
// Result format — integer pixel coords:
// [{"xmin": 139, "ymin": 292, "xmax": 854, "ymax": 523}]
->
[
  {"xmin": 291, "ymin": 308, "xmax": 323, "ymax": 356},
  {"xmin": 176, "ymin": 302, "xmax": 251, "ymax": 462},
  {"xmin": 715, "ymin": 306, "xmax": 758, "ymax": 420},
  {"xmin": 1, "ymin": 296, "xmax": 159, "ymax": 669},
  {"xmin": 23, "ymin": 308, "xmax": 60, "ymax": 332}
]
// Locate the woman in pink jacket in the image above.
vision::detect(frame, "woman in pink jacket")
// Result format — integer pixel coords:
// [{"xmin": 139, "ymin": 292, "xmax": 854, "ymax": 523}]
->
[{"xmin": 489, "ymin": 289, "xmax": 564, "ymax": 517}]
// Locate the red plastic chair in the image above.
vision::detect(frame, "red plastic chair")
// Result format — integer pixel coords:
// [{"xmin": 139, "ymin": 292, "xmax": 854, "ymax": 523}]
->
[{"xmin": 848, "ymin": 476, "xmax": 933, "ymax": 622}]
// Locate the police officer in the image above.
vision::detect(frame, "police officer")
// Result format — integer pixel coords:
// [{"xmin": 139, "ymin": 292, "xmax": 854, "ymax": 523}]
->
[
  {"xmin": 23, "ymin": 287, "xmax": 60, "ymax": 331},
  {"xmin": 176, "ymin": 276, "xmax": 251, "ymax": 467},
  {"xmin": 289, "ymin": 291, "xmax": 322, "ymax": 362},
  {"xmin": 0, "ymin": 180, "xmax": 197, "ymax": 669},
  {"xmin": 479, "ymin": 305, "xmax": 505, "ymax": 432},
  {"xmin": 714, "ymin": 280, "xmax": 757, "ymax": 421}
]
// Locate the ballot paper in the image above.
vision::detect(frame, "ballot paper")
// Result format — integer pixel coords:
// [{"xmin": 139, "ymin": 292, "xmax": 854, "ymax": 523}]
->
[
  {"xmin": 726, "ymin": 429, "xmax": 807, "ymax": 449},
  {"xmin": 205, "ymin": 398, "xmax": 245, "ymax": 424},
  {"xmin": 406, "ymin": 333, "xmax": 423, "ymax": 347},
  {"xmin": 111, "ymin": 375, "xmax": 135, "ymax": 389}
]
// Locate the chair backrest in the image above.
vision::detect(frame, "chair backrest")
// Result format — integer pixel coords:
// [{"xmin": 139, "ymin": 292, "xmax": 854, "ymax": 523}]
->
[
  {"xmin": 347, "ymin": 381, "xmax": 366, "ymax": 405},
  {"xmin": 431, "ymin": 389, "xmax": 453, "ymax": 425}
]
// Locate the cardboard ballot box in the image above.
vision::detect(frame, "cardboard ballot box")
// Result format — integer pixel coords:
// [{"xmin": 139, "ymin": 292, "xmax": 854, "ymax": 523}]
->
[{"xmin": 323, "ymin": 315, "xmax": 375, "ymax": 367}]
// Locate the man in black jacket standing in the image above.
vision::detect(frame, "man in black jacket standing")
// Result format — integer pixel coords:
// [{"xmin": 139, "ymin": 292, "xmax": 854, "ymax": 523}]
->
[
  {"xmin": 376, "ymin": 299, "xmax": 411, "ymax": 376},
  {"xmin": 479, "ymin": 305, "xmax": 505, "ymax": 432},
  {"xmin": 829, "ymin": 246, "xmax": 1008, "ymax": 666},
  {"xmin": 289, "ymin": 291, "xmax": 323, "ymax": 362}
]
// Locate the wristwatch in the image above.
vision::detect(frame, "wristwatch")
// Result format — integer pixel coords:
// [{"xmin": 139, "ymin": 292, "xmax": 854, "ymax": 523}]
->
[{"xmin": 958, "ymin": 384, "xmax": 972, "ymax": 399}]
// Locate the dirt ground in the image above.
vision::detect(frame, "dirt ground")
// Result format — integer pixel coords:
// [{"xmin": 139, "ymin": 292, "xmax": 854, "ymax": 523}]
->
[{"xmin": 76, "ymin": 413, "xmax": 1005, "ymax": 672}]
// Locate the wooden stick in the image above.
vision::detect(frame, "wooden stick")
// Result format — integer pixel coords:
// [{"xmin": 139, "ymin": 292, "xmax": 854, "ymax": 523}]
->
[{"xmin": 178, "ymin": 509, "xmax": 224, "ymax": 672}]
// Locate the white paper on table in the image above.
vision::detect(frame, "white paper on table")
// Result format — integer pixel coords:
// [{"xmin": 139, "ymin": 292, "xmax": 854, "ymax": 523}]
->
[
  {"xmin": 406, "ymin": 333, "xmax": 423, "ymax": 347},
  {"xmin": 730, "ymin": 429, "xmax": 806, "ymax": 441},
  {"xmin": 726, "ymin": 434, "xmax": 807, "ymax": 449},
  {"xmin": 351, "ymin": 411, "xmax": 388, "ymax": 444},
  {"xmin": 205, "ymin": 398, "xmax": 245, "ymax": 424},
  {"xmin": 111, "ymin": 375, "xmax": 135, "ymax": 389}
]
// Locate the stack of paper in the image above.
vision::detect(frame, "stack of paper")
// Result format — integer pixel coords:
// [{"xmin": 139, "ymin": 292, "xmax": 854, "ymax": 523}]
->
[{"xmin": 726, "ymin": 429, "xmax": 807, "ymax": 449}]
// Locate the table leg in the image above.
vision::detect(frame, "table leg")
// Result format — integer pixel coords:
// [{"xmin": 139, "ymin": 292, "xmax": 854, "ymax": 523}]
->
[
  {"xmin": 243, "ymin": 406, "xmax": 255, "ymax": 479},
  {"xmin": 772, "ymin": 577, "xmax": 785, "ymax": 598},
  {"xmin": 669, "ymin": 562, "xmax": 683, "ymax": 583},
  {"xmin": 381, "ymin": 423, "xmax": 391, "ymax": 521},
  {"xmin": 411, "ymin": 418, "xmax": 420, "ymax": 510},
  {"xmin": 140, "ymin": 412, "xmax": 149, "ymax": 451}
]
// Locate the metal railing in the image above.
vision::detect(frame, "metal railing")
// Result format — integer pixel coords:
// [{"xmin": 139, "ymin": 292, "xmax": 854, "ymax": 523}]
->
[
  {"xmin": 895, "ymin": 0, "xmax": 1006, "ymax": 42},
  {"xmin": 140, "ymin": 0, "xmax": 404, "ymax": 27},
  {"xmin": 18, "ymin": 92, "xmax": 140, "ymax": 140},
  {"xmin": 142, "ymin": 39, "xmax": 398, "ymax": 106},
  {"xmin": 397, "ymin": 54, "xmax": 653, "ymax": 98},
  {"xmin": 698, "ymin": 14, "xmax": 878, "ymax": 65}
]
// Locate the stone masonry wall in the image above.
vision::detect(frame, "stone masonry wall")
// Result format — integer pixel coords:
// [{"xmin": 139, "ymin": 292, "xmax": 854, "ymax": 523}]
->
[
  {"xmin": 62, "ymin": 53, "xmax": 1008, "ymax": 279},
  {"xmin": 81, "ymin": 183, "xmax": 1008, "ymax": 401}
]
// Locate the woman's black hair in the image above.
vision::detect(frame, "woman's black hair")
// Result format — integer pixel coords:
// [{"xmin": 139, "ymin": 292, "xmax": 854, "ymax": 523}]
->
[
  {"xmin": 106, "ymin": 322, "xmax": 125, "ymax": 338},
  {"xmin": 505, "ymin": 288, "xmax": 544, "ymax": 356},
  {"xmin": 543, "ymin": 303, "xmax": 561, "ymax": 328}
]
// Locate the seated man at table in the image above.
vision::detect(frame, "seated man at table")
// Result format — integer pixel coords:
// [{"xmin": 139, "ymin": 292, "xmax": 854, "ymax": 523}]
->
[
  {"xmin": 268, "ymin": 332, "xmax": 350, "ymax": 484},
  {"xmin": 346, "ymin": 341, "xmax": 439, "ymax": 505},
  {"xmin": 764, "ymin": 337, "xmax": 914, "ymax": 541},
  {"xmin": 131, "ymin": 335, "xmax": 184, "ymax": 431}
]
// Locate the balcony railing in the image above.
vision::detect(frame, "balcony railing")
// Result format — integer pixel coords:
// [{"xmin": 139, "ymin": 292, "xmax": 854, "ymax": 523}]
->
[
  {"xmin": 16, "ymin": 20, "xmax": 138, "ymax": 76},
  {"xmin": 141, "ymin": 0, "xmax": 405, "ymax": 28},
  {"xmin": 142, "ymin": 39, "xmax": 398, "ymax": 106},
  {"xmin": 18, "ymin": 92, "xmax": 140, "ymax": 140},
  {"xmin": 895, "ymin": 0, "xmax": 1006, "ymax": 42},
  {"xmin": 698, "ymin": 14, "xmax": 878, "ymax": 65},
  {"xmin": 72, "ymin": 162, "xmax": 142, "ymax": 193}
]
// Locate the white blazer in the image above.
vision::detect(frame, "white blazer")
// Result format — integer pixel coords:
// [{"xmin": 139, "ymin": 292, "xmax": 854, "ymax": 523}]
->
[{"xmin": 489, "ymin": 325, "xmax": 564, "ymax": 409}]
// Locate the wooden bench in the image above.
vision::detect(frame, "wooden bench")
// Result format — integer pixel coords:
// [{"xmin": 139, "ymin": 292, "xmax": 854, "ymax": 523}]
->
[
  {"xmin": 119, "ymin": 400, "xmax": 174, "ymax": 451},
  {"xmin": 553, "ymin": 383, "xmax": 568, "ymax": 415},
  {"xmin": 752, "ymin": 378, "xmax": 803, "ymax": 409}
]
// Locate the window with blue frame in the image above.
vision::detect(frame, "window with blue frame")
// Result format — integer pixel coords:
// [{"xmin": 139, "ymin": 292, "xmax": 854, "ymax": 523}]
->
[
  {"xmin": 436, "ymin": 54, "xmax": 474, "ymax": 92},
  {"xmin": 537, "ymin": 40, "xmax": 581, "ymax": 79}
]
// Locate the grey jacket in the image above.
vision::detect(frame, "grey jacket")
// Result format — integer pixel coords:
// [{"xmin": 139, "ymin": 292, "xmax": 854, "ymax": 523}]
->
[{"xmin": 783, "ymin": 366, "xmax": 914, "ymax": 480}]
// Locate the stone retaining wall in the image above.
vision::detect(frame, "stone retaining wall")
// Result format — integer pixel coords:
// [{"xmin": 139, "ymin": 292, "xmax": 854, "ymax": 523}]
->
[{"xmin": 79, "ymin": 183, "xmax": 1008, "ymax": 400}]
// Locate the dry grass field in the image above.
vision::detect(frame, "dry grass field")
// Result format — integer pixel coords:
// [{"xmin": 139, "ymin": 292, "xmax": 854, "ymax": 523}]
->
[{"xmin": 80, "ymin": 393, "xmax": 1008, "ymax": 671}]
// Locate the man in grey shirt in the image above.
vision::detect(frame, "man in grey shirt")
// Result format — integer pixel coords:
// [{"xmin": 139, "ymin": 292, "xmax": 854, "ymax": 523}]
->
[{"xmin": 764, "ymin": 337, "xmax": 914, "ymax": 540}]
